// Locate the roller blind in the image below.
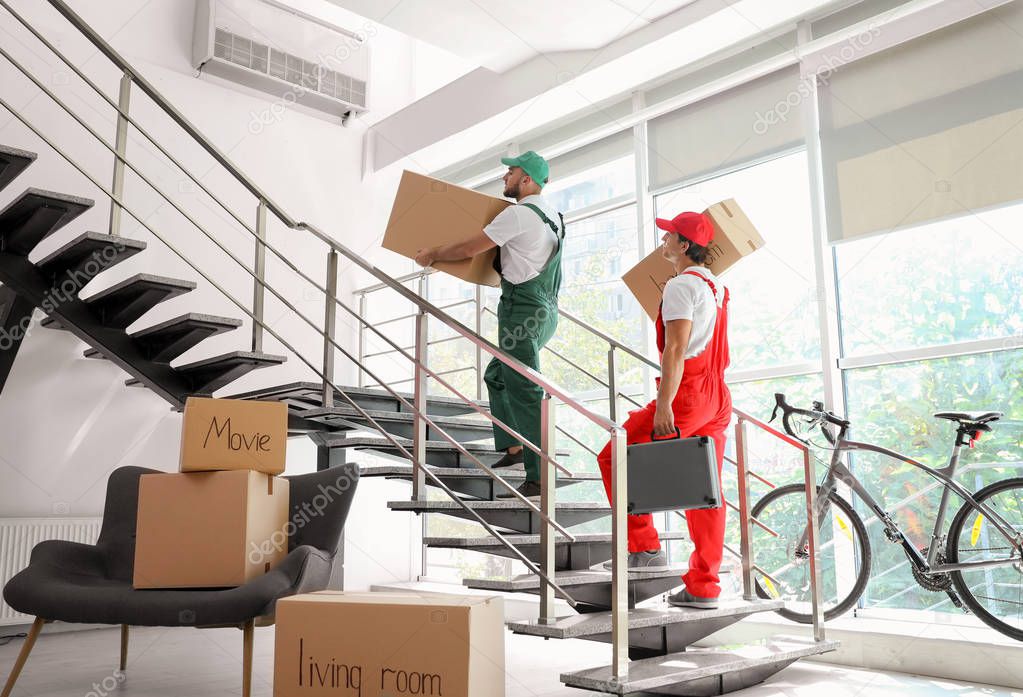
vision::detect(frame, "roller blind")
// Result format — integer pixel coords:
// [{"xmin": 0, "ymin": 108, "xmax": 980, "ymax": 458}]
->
[
  {"xmin": 545, "ymin": 130, "xmax": 633, "ymax": 184},
  {"xmin": 647, "ymin": 66, "xmax": 804, "ymax": 191},
  {"xmin": 819, "ymin": 2, "xmax": 1023, "ymax": 242}
]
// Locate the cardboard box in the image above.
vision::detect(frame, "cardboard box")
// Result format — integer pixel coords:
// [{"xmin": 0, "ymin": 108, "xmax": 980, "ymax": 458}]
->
[
  {"xmin": 274, "ymin": 591, "xmax": 505, "ymax": 697},
  {"xmin": 382, "ymin": 170, "xmax": 511, "ymax": 287},
  {"xmin": 180, "ymin": 397, "xmax": 287, "ymax": 475},
  {"xmin": 133, "ymin": 470, "xmax": 290, "ymax": 589},
  {"xmin": 623, "ymin": 198, "xmax": 765, "ymax": 321}
]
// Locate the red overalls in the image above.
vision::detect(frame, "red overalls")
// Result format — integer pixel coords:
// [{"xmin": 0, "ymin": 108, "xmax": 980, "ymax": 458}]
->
[{"xmin": 597, "ymin": 270, "xmax": 732, "ymax": 598}]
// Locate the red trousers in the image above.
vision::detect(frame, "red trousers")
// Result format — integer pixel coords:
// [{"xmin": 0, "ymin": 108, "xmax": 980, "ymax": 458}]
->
[{"xmin": 597, "ymin": 386, "xmax": 730, "ymax": 598}]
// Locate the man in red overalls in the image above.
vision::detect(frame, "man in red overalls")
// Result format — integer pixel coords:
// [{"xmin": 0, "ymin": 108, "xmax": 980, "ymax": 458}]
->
[{"xmin": 597, "ymin": 211, "xmax": 731, "ymax": 609}]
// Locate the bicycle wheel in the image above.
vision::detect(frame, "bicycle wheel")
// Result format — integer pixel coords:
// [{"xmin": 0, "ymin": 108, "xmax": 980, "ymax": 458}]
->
[
  {"xmin": 946, "ymin": 477, "xmax": 1023, "ymax": 641},
  {"xmin": 751, "ymin": 483, "xmax": 871, "ymax": 623}
]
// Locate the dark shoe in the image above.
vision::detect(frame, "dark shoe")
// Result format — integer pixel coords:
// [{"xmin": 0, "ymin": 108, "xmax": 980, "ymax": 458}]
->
[
  {"xmin": 667, "ymin": 588, "xmax": 719, "ymax": 609},
  {"xmin": 492, "ymin": 450, "xmax": 525, "ymax": 468},
  {"xmin": 602, "ymin": 549, "xmax": 671, "ymax": 572},
  {"xmin": 497, "ymin": 480, "xmax": 541, "ymax": 499}
]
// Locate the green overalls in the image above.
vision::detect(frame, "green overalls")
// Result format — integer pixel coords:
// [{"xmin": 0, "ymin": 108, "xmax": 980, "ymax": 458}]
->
[{"xmin": 484, "ymin": 203, "xmax": 565, "ymax": 482}]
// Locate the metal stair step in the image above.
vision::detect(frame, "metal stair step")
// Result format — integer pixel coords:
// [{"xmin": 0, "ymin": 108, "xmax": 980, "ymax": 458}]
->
[
  {"xmin": 509, "ymin": 598, "xmax": 785, "ymax": 657},
  {"xmin": 305, "ymin": 405, "xmax": 493, "ymax": 443},
  {"xmin": 0, "ymin": 188, "xmax": 93, "ymax": 256},
  {"xmin": 561, "ymin": 636, "xmax": 840, "ymax": 695},
  {"xmin": 427, "ymin": 530, "xmax": 687, "ymax": 570},
  {"xmin": 83, "ymin": 273, "xmax": 195, "ymax": 329},
  {"xmin": 35, "ymin": 232, "xmax": 146, "ymax": 283},
  {"xmin": 360, "ymin": 463, "xmax": 596, "ymax": 500},
  {"xmin": 128, "ymin": 312, "xmax": 242, "ymax": 363},
  {"xmin": 226, "ymin": 381, "xmax": 487, "ymax": 417},
  {"xmin": 467, "ymin": 568, "xmax": 688, "ymax": 612},
  {"xmin": 387, "ymin": 499, "xmax": 610, "ymax": 534},
  {"xmin": 0, "ymin": 145, "xmax": 36, "ymax": 194},
  {"xmin": 318, "ymin": 435, "xmax": 569, "ymax": 469},
  {"xmin": 169, "ymin": 350, "xmax": 286, "ymax": 395}
]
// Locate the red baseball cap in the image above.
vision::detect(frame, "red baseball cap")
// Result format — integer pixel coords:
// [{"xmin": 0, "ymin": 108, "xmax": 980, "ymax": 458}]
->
[{"xmin": 655, "ymin": 211, "xmax": 714, "ymax": 247}]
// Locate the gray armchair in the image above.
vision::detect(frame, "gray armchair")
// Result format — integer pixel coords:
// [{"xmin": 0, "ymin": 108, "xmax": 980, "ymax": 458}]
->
[{"xmin": 1, "ymin": 463, "xmax": 358, "ymax": 697}]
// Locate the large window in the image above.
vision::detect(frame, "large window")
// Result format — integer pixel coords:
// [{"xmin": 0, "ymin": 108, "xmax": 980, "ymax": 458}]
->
[{"xmin": 654, "ymin": 152, "xmax": 820, "ymax": 374}]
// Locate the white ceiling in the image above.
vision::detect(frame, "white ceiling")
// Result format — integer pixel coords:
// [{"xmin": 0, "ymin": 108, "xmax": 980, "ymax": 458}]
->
[{"xmin": 323, "ymin": 0, "xmax": 699, "ymax": 71}]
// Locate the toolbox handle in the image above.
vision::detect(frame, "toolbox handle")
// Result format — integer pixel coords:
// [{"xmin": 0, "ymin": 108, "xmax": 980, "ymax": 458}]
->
[{"xmin": 650, "ymin": 427, "xmax": 682, "ymax": 441}]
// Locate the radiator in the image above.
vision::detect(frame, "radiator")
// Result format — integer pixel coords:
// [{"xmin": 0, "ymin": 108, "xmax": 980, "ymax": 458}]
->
[{"xmin": 0, "ymin": 517, "xmax": 103, "ymax": 625}]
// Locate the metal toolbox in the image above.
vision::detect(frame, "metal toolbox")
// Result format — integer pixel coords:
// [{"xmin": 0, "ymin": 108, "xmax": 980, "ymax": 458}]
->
[{"xmin": 626, "ymin": 433, "xmax": 721, "ymax": 514}]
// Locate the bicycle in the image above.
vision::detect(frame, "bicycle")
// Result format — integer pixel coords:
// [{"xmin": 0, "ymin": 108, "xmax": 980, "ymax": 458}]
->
[{"xmin": 750, "ymin": 393, "xmax": 1023, "ymax": 640}]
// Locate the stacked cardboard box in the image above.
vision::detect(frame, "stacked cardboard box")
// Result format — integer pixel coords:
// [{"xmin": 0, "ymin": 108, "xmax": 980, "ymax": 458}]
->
[{"xmin": 133, "ymin": 397, "xmax": 291, "ymax": 589}]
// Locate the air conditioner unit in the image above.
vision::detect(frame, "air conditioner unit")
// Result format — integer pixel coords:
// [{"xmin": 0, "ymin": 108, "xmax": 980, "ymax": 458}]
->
[{"xmin": 193, "ymin": 0, "xmax": 370, "ymax": 124}]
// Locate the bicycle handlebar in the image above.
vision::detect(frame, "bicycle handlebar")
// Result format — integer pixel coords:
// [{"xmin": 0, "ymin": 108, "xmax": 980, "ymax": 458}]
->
[{"xmin": 771, "ymin": 393, "xmax": 850, "ymax": 445}]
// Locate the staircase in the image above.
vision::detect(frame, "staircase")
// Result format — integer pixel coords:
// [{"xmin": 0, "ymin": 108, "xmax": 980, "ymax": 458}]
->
[{"xmin": 0, "ymin": 0, "xmax": 839, "ymax": 693}]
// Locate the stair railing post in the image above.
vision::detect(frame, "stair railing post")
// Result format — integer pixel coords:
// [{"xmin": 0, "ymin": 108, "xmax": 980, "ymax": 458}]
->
[
  {"xmin": 108, "ymin": 70, "xmax": 131, "ymax": 237},
  {"xmin": 803, "ymin": 446, "xmax": 825, "ymax": 641},
  {"xmin": 474, "ymin": 284, "xmax": 483, "ymax": 401},
  {"xmin": 538, "ymin": 392, "xmax": 557, "ymax": 624},
  {"xmin": 607, "ymin": 346, "xmax": 618, "ymax": 422},
  {"xmin": 411, "ymin": 274, "xmax": 429, "ymax": 501},
  {"xmin": 609, "ymin": 426, "xmax": 629, "ymax": 681},
  {"xmin": 357, "ymin": 293, "xmax": 367, "ymax": 388},
  {"xmin": 735, "ymin": 418, "xmax": 755, "ymax": 600},
  {"xmin": 251, "ymin": 199, "xmax": 267, "ymax": 352},
  {"xmin": 321, "ymin": 249, "xmax": 338, "ymax": 407}
]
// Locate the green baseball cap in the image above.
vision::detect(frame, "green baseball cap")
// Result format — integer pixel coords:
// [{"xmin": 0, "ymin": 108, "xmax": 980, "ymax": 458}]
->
[{"xmin": 500, "ymin": 151, "xmax": 549, "ymax": 188}]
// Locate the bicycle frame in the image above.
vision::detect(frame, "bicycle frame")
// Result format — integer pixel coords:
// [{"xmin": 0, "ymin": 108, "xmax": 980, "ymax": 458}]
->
[{"xmin": 801, "ymin": 435, "xmax": 1023, "ymax": 575}]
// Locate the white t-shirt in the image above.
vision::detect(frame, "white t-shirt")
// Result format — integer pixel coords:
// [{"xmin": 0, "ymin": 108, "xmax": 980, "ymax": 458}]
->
[
  {"xmin": 482, "ymin": 194, "xmax": 561, "ymax": 285},
  {"xmin": 661, "ymin": 266, "xmax": 724, "ymax": 359}
]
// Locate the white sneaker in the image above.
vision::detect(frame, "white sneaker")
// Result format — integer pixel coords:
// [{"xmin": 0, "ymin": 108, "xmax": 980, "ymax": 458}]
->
[{"xmin": 602, "ymin": 549, "xmax": 671, "ymax": 572}]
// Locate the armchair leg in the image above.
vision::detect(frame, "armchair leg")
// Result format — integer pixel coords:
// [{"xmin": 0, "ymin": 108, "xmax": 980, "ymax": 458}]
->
[
  {"xmin": 1, "ymin": 617, "xmax": 44, "ymax": 697},
  {"xmin": 241, "ymin": 620, "xmax": 254, "ymax": 697},
  {"xmin": 119, "ymin": 625, "xmax": 129, "ymax": 672}
]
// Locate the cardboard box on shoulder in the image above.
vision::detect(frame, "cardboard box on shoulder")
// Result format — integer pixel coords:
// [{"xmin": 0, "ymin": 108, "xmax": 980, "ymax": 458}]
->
[
  {"xmin": 133, "ymin": 470, "xmax": 289, "ymax": 589},
  {"xmin": 382, "ymin": 170, "xmax": 510, "ymax": 287},
  {"xmin": 274, "ymin": 591, "xmax": 505, "ymax": 697},
  {"xmin": 623, "ymin": 198, "xmax": 765, "ymax": 321},
  {"xmin": 179, "ymin": 396, "xmax": 287, "ymax": 475}
]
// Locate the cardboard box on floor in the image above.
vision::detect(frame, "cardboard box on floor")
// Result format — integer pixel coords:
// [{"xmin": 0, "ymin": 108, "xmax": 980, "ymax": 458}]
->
[
  {"xmin": 274, "ymin": 591, "xmax": 505, "ymax": 697},
  {"xmin": 133, "ymin": 470, "xmax": 289, "ymax": 589},
  {"xmin": 623, "ymin": 199, "xmax": 765, "ymax": 321},
  {"xmin": 180, "ymin": 396, "xmax": 288, "ymax": 475},
  {"xmin": 382, "ymin": 170, "xmax": 510, "ymax": 287}
]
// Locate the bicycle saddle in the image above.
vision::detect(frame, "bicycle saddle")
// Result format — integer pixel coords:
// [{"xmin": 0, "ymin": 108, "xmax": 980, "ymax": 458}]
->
[{"xmin": 933, "ymin": 411, "xmax": 1003, "ymax": 425}]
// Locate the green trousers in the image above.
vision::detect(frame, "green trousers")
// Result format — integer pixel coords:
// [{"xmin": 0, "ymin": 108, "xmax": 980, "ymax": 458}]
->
[{"xmin": 484, "ymin": 290, "xmax": 558, "ymax": 482}]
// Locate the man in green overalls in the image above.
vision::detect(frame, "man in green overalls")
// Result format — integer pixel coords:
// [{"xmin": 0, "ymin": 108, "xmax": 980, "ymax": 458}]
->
[{"xmin": 414, "ymin": 151, "xmax": 564, "ymax": 499}]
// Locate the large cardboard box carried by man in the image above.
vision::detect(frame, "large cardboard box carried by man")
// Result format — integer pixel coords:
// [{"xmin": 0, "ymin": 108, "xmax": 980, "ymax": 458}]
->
[
  {"xmin": 133, "ymin": 470, "xmax": 290, "ymax": 589},
  {"xmin": 179, "ymin": 396, "xmax": 288, "ymax": 475},
  {"xmin": 274, "ymin": 591, "xmax": 505, "ymax": 697},
  {"xmin": 382, "ymin": 170, "xmax": 511, "ymax": 287},
  {"xmin": 623, "ymin": 199, "xmax": 765, "ymax": 321}
]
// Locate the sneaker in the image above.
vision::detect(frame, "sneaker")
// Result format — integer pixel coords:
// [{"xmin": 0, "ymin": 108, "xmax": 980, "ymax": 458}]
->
[
  {"xmin": 602, "ymin": 549, "xmax": 671, "ymax": 572},
  {"xmin": 667, "ymin": 588, "xmax": 719, "ymax": 609},
  {"xmin": 492, "ymin": 450, "xmax": 525, "ymax": 469},
  {"xmin": 496, "ymin": 480, "xmax": 541, "ymax": 499}
]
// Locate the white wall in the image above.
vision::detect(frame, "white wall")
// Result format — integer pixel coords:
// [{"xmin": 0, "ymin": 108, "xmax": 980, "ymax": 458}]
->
[{"xmin": 0, "ymin": 0, "xmax": 452, "ymax": 586}]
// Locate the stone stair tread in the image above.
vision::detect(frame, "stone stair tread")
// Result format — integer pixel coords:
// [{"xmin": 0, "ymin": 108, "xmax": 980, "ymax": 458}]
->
[
  {"xmin": 360, "ymin": 463, "xmax": 598, "ymax": 480},
  {"xmin": 225, "ymin": 380, "xmax": 489, "ymax": 410},
  {"xmin": 387, "ymin": 499, "xmax": 609, "ymax": 511},
  {"xmin": 132, "ymin": 312, "xmax": 243, "ymax": 337},
  {"xmin": 507, "ymin": 598, "xmax": 785, "ymax": 639},
  {"xmin": 464, "ymin": 567, "xmax": 686, "ymax": 591},
  {"xmin": 0, "ymin": 144, "xmax": 37, "ymax": 160},
  {"xmin": 83, "ymin": 273, "xmax": 196, "ymax": 302},
  {"xmin": 35, "ymin": 231, "xmax": 146, "ymax": 274},
  {"xmin": 173, "ymin": 350, "xmax": 286, "ymax": 371},
  {"xmin": 561, "ymin": 636, "xmax": 840, "ymax": 694},
  {"xmin": 425, "ymin": 530, "xmax": 687, "ymax": 548},
  {"xmin": 304, "ymin": 404, "xmax": 489, "ymax": 424}
]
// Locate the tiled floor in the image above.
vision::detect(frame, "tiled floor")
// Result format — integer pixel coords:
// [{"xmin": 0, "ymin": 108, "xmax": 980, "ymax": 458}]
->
[{"xmin": 0, "ymin": 623, "xmax": 1019, "ymax": 696}]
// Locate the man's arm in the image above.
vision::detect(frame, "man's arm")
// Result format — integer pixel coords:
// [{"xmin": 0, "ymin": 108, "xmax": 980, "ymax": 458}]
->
[
  {"xmin": 415, "ymin": 231, "xmax": 496, "ymax": 267},
  {"xmin": 653, "ymin": 319, "xmax": 692, "ymax": 436}
]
